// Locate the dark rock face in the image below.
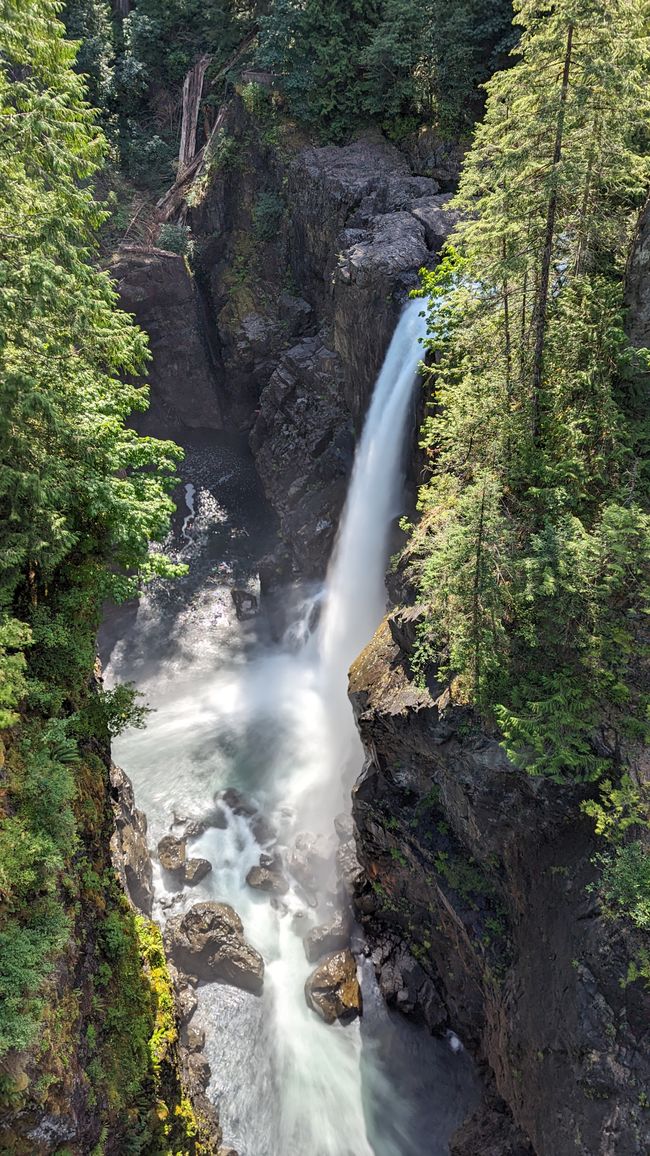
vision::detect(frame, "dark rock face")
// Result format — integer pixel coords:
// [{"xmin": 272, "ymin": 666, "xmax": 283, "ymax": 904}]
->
[
  {"xmin": 349, "ymin": 619, "xmax": 650, "ymax": 1156},
  {"xmin": 108, "ymin": 245, "xmax": 222, "ymax": 431},
  {"xmin": 188, "ymin": 103, "xmax": 457, "ymax": 573},
  {"xmin": 110, "ymin": 762, "xmax": 154, "ymax": 915},
  {"xmin": 370, "ymin": 932, "xmax": 446, "ymax": 1032},
  {"xmin": 249, "ymin": 337, "xmax": 353, "ymax": 574},
  {"xmin": 164, "ymin": 902, "xmax": 265, "ymax": 994},
  {"xmin": 304, "ymin": 950, "xmax": 362, "ymax": 1025}
]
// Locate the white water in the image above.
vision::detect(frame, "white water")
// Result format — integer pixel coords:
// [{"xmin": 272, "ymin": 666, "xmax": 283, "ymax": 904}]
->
[{"xmin": 105, "ymin": 304, "xmax": 476, "ymax": 1155}]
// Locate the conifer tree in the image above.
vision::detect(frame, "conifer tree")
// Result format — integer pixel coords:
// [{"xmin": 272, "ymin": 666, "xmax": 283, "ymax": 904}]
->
[{"xmin": 410, "ymin": 0, "xmax": 650, "ymax": 780}]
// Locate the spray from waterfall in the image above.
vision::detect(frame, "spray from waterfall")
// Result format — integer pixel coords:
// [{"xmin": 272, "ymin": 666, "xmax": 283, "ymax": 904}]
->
[{"xmin": 106, "ymin": 301, "xmax": 476, "ymax": 1156}]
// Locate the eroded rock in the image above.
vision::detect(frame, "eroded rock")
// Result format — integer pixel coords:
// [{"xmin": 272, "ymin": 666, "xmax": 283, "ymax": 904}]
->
[
  {"xmin": 158, "ymin": 834, "xmax": 187, "ymax": 876},
  {"xmin": 304, "ymin": 950, "xmax": 362, "ymax": 1025},
  {"xmin": 246, "ymin": 853, "xmax": 289, "ymax": 896},
  {"xmin": 185, "ymin": 858, "xmax": 213, "ymax": 886},
  {"xmin": 303, "ymin": 910, "xmax": 351, "ymax": 964},
  {"xmin": 110, "ymin": 763, "xmax": 154, "ymax": 915},
  {"xmin": 164, "ymin": 902, "xmax": 264, "ymax": 994}
]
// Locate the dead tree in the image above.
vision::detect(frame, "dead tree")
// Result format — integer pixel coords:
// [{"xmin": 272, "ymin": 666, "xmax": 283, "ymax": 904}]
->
[{"xmin": 177, "ymin": 54, "xmax": 212, "ymax": 179}]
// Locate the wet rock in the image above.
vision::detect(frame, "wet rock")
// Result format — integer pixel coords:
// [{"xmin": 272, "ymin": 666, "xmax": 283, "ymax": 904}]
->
[
  {"xmin": 334, "ymin": 812, "xmax": 354, "ymax": 841},
  {"xmin": 288, "ymin": 831, "xmax": 337, "ymax": 895},
  {"xmin": 303, "ymin": 910, "xmax": 351, "ymax": 964},
  {"xmin": 246, "ymin": 854, "xmax": 289, "ymax": 896},
  {"xmin": 110, "ymin": 763, "xmax": 154, "ymax": 915},
  {"xmin": 185, "ymin": 857, "xmax": 213, "ymax": 886},
  {"xmin": 169, "ymin": 965, "xmax": 198, "ymax": 1025},
  {"xmin": 230, "ymin": 587, "xmax": 258, "ymax": 620},
  {"xmin": 165, "ymin": 902, "xmax": 264, "ymax": 994},
  {"xmin": 336, "ymin": 837, "xmax": 364, "ymax": 901},
  {"xmin": 186, "ymin": 1052, "xmax": 211, "ymax": 1092},
  {"xmin": 218, "ymin": 1148, "xmax": 240, "ymax": 1156},
  {"xmin": 158, "ymin": 834, "xmax": 187, "ymax": 876},
  {"xmin": 371, "ymin": 935, "xmax": 446, "ymax": 1033},
  {"xmin": 215, "ymin": 788, "xmax": 276, "ymax": 845},
  {"xmin": 450, "ymin": 1095, "xmax": 535, "ymax": 1156},
  {"xmin": 304, "ymin": 950, "xmax": 362, "ymax": 1025},
  {"xmin": 184, "ymin": 1026, "xmax": 206, "ymax": 1053}
]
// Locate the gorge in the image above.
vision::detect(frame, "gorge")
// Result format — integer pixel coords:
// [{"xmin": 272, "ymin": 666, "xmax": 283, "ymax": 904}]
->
[{"xmin": 1, "ymin": 4, "xmax": 649, "ymax": 1156}]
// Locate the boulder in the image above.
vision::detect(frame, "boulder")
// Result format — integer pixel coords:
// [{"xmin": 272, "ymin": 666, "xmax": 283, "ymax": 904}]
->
[
  {"xmin": 185, "ymin": 858, "xmax": 213, "ymax": 886},
  {"xmin": 215, "ymin": 788, "xmax": 276, "ymax": 846},
  {"xmin": 164, "ymin": 902, "xmax": 264, "ymax": 994},
  {"xmin": 288, "ymin": 831, "xmax": 337, "ymax": 895},
  {"xmin": 304, "ymin": 950, "xmax": 362, "ymax": 1025},
  {"xmin": 303, "ymin": 910, "xmax": 351, "ymax": 964},
  {"xmin": 246, "ymin": 854, "xmax": 289, "ymax": 896},
  {"xmin": 158, "ymin": 834, "xmax": 187, "ymax": 876}
]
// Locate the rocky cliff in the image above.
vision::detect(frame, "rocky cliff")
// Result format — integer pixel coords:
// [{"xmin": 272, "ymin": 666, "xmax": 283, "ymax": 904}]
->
[
  {"xmin": 184, "ymin": 96, "xmax": 458, "ymax": 573},
  {"xmin": 348, "ymin": 616, "xmax": 650, "ymax": 1156},
  {"xmin": 0, "ymin": 735, "xmax": 220, "ymax": 1155}
]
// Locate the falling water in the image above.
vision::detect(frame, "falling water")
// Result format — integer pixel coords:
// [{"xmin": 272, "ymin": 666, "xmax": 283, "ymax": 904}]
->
[{"xmin": 104, "ymin": 306, "xmax": 477, "ymax": 1156}]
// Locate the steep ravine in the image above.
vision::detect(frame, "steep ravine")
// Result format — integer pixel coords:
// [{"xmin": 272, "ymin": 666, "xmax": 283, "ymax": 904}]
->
[{"xmin": 104, "ymin": 103, "xmax": 649, "ymax": 1155}]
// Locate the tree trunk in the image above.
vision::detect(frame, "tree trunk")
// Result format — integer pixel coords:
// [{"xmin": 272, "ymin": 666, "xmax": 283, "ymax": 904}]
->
[
  {"xmin": 531, "ymin": 23, "xmax": 574, "ymax": 439},
  {"xmin": 177, "ymin": 55, "xmax": 212, "ymax": 179},
  {"xmin": 472, "ymin": 483, "xmax": 487, "ymax": 697}
]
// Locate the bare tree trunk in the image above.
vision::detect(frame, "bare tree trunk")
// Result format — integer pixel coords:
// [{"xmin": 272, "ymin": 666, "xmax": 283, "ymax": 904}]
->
[
  {"xmin": 177, "ymin": 55, "xmax": 212, "ymax": 179},
  {"xmin": 531, "ymin": 23, "xmax": 574, "ymax": 439}
]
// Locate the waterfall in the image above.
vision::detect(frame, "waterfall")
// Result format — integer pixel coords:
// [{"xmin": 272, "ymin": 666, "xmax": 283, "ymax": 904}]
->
[
  {"xmin": 106, "ymin": 301, "xmax": 476, "ymax": 1156},
  {"xmin": 319, "ymin": 297, "xmax": 428, "ymax": 680},
  {"xmin": 303, "ymin": 297, "xmax": 429, "ymax": 827}
]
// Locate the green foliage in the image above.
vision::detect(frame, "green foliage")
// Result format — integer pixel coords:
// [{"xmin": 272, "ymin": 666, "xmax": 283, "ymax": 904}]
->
[
  {"xmin": 257, "ymin": 0, "xmax": 515, "ymax": 141},
  {"xmin": 252, "ymin": 190, "xmax": 285, "ymax": 241},
  {"xmin": 62, "ymin": 0, "xmax": 115, "ymax": 116},
  {"xmin": 157, "ymin": 221, "xmax": 193, "ymax": 255},
  {"xmin": 113, "ymin": 0, "xmax": 256, "ymax": 186},
  {"xmin": 0, "ymin": 0, "xmax": 183, "ymax": 1074},
  {"xmin": 409, "ymin": 0, "xmax": 650, "ymax": 784},
  {"xmin": 599, "ymin": 843, "xmax": 650, "ymax": 932}
]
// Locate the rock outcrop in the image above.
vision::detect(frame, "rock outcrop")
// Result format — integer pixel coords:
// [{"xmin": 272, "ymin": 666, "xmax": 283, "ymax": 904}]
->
[
  {"xmin": 165, "ymin": 902, "xmax": 265, "ymax": 994},
  {"xmin": 110, "ymin": 762, "xmax": 154, "ymax": 915},
  {"xmin": 185, "ymin": 101, "xmax": 457, "ymax": 573},
  {"xmin": 304, "ymin": 950, "xmax": 362, "ymax": 1025},
  {"xmin": 108, "ymin": 245, "xmax": 222, "ymax": 432},
  {"xmin": 349, "ymin": 617, "xmax": 650, "ymax": 1156}
]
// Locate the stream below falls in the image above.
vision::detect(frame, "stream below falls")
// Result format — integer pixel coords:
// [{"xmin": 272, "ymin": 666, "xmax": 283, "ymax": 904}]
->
[{"xmin": 101, "ymin": 303, "xmax": 479, "ymax": 1155}]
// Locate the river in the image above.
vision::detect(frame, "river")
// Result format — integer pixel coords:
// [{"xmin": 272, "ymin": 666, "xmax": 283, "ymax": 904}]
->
[{"xmin": 101, "ymin": 302, "xmax": 478, "ymax": 1155}]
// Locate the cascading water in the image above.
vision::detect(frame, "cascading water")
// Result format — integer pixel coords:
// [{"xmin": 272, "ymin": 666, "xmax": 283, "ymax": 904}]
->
[{"xmin": 104, "ymin": 305, "xmax": 477, "ymax": 1156}]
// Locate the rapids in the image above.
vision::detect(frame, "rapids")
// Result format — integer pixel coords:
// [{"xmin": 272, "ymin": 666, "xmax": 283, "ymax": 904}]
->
[{"xmin": 102, "ymin": 303, "xmax": 478, "ymax": 1155}]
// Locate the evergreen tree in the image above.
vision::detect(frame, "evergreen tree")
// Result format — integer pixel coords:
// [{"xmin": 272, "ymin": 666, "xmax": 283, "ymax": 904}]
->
[
  {"xmin": 0, "ymin": 0, "xmax": 183, "ymax": 1051},
  {"xmin": 409, "ymin": 0, "xmax": 650, "ymax": 781}
]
